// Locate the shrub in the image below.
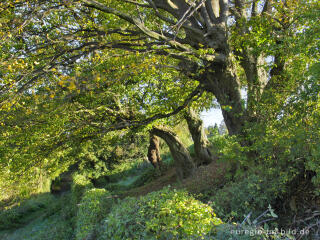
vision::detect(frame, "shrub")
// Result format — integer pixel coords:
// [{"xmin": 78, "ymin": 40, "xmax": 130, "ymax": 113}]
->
[
  {"xmin": 99, "ymin": 187, "xmax": 223, "ymax": 239},
  {"xmin": 208, "ymin": 134, "xmax": 247, "ymax": 168},
  {"xmin": 71, "ymin": 173, "xmax": 93, "ymax": 205},
  {"xmin": 209, "ymin": 174, "xmax": 278, "ymax": 222},
  {"xmin": 75, "ymin": 188, "xmax": 112, "ymax": 240}
]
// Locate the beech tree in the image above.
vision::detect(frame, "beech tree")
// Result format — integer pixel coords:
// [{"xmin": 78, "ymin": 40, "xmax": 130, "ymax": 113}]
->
[
  {"xmin": 80, "ymin": 0, "xmax": 318, "ymax": 136},
  {"xmin": 1, "ymin": 0, "xmax": 318, "ymax": 136},
  {"xmin": 0, "ymin": 0, "xmax": 318, "ymax": 191}
]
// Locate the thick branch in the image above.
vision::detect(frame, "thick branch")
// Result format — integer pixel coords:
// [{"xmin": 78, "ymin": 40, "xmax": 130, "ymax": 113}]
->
[
  {"xmin": 81, "ymin": 0, "xmax": 193, "ymax": 52},
  {"xmin": 102, "ymin": 85, "xmax": 203, "ymax": 131},
  {"xmin": 81, "ymin": 0, "xmax": 136, "ymax": 24}
]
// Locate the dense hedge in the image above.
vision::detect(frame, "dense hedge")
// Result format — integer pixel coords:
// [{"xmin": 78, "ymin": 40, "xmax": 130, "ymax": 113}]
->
[
  {"xmin": 71, "ymin": 173, "xmax": 93, "ymax": 205},
  {"xmin": 98, "ymin": 187, "xmax": 222, "ymax": 240}
]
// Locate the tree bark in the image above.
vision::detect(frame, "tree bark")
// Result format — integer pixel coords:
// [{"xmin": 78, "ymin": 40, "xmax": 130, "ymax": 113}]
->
[
  {"xmin": 147, "ymin": 134, "xmax": 162, "ymax": 169},
  {"xmin": 202, "ymin": 61, "xmax": 245, "ymax": 136},
  {"xmin": 239, "ymin": 53, "xmax": 268, "ymax": 118},
  {"xmin": 151, "ymin": 126, "xmax": 195, "ymax": 179},
  {"xmin": 184, "ymin": 108, "xmax": 215, "ymax": 165}
]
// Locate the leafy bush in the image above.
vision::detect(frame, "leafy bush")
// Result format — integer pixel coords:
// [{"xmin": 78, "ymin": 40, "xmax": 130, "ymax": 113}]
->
[
  {"xmin": 75, "ymin": 188, "xmax": 112, "ymax": 240},
  {"xmin": 71, "ymin": 173, "xmax": 93, "ymax": 205},
  {"xmin": 243, "ymin": 63, "xmax": 320, "ymax": 197},
  {"xmin": 208, "ymin": 134, "xmax": 247, "ymax": 171},
  {"xmin": 99, "ymin": 187, "xmax": 222, "ymax": 239},
  {"xmin": 203, "ymin": 134, "xmax": 249, "ymax": 196},
  {"xmin": 209, "ymin": 174, "xmax": 279, "ymax": 222}
]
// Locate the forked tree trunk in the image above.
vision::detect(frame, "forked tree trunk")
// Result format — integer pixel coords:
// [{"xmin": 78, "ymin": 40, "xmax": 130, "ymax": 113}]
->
[
  {"xmin": 147, "ymin": 134, "xmax": 162, "ymax": 169},
  {"xmin": 185, "ymin": 108, "xmax": 215, "ymax": 165},
  {"xmin": 151, "ymin": 126, "xmax": 195, "ymax": 179}
]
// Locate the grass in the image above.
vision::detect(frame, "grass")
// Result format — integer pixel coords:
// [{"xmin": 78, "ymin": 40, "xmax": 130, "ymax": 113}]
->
[
  {"xmin": 0, "ymin": 147, "xmax": 230, "ymax": 240},
  {"xmin": 0, "ymin": 193, "xmax": 74, "ymax": 240},
  {"xmin": 0, "ymin": 212, "xmax": 73, "ymax": 240}
]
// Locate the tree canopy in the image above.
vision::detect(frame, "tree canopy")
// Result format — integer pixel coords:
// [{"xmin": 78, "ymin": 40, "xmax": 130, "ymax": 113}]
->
[{"xmin": 0, "ymin": 0, "xmax": 319, "ymax": 198}]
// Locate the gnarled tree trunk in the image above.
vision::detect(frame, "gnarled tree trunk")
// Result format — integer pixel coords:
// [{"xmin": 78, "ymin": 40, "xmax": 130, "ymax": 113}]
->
[
  {"xmin": 151, "ymin": 126, "xmax": 195, "ymax": 179},
  {"xmin": 147, "ymin": 134, "xmax": 162, "ymax": 169},
  {"xmin": 185, "ymin": 108, "xmax": 215, "ymax": 165},
  {"xmin": 202, "ymin": 61, "xmax": 245, "ymax": 136}
]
